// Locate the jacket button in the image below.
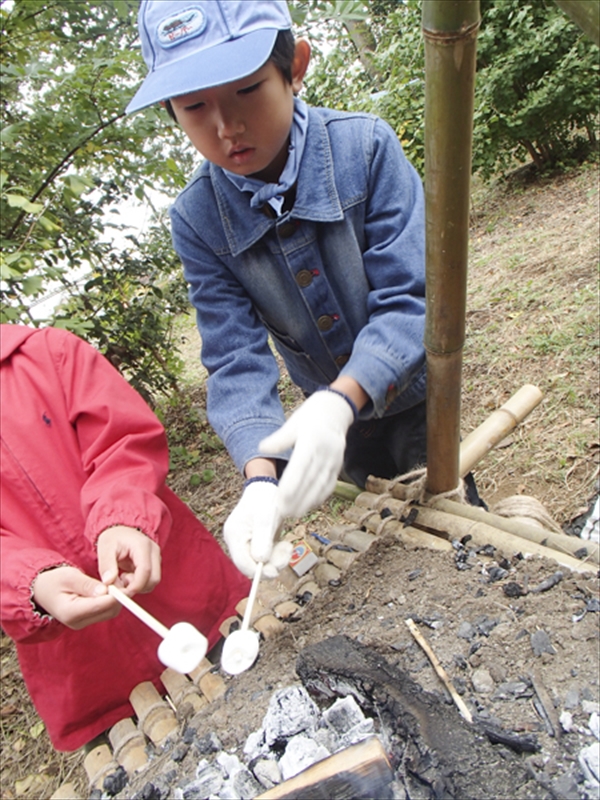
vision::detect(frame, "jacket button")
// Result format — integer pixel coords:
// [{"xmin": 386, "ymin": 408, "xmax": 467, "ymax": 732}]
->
[
  {"xmin": 317, "ymin": 315, "xmax": 333, "ymax": 331},
  {"xmin": 278, "ymin": 221, "xmax": 297, "ymax": 238},
  {"xmin": 335, "ymin": 354, "xmax": 350, "ymax": 368},
  {"xmin": 296, "ymin": 269, "xmax": 313, "ymax": 288}
]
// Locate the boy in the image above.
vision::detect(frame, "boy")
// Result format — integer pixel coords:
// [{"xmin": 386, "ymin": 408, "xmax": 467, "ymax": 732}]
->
[
  {"xmin": 0, "ymin": 324, "xmax": 250, "ymax": 750},
  {"xmin": 127, "ymin": 0, "xmax": 429, "ymax": 579}
]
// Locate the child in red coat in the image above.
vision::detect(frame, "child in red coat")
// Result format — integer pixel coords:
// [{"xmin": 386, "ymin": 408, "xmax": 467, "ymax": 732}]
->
[{"xmin": 0, "ymin": 324, "xmax": 250, "ymax": 751}]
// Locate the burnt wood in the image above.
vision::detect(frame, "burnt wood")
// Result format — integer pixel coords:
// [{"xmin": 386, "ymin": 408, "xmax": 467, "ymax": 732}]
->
[
  {"xmin": 255, "ymin": 736, "xmax": 395, "ymax": 800},
  {"xmin": 297, "ymin": 636, "xmax": 536, "ymax": 800}
]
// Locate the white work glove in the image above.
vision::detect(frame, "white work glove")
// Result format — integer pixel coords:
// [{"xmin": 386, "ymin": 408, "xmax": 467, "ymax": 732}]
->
[
  {"xmin": 223, "ymin": 478, "xmax": 293, "ymax": 579},
  {"xmin": 259, "ymin": 388, "xmax": 356, "ymax": 520}
]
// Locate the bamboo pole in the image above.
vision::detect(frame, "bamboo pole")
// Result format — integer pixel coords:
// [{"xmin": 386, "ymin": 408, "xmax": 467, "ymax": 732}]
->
[
  {"xmin": 364, "ymin": 383, "xmax": 543, "ymax": 498},
  {"xmin": 458, "ymin": 384, "xmax": 543, "ymax": 476},
  {"xmin": 422, "ymin": 1, "xmax": 480, "ymax": 496},
  {"xmin": 555, "ymin": 0, "xmax": 600, "ymax": 45}
]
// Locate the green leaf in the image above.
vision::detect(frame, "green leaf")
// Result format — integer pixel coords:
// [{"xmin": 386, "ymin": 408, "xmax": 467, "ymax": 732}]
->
[
  {"xmin": 37, "ymin": 214, "xmax": 61, "ymax": 232},
  {"xmin": 21, "ymin": 276, "xmax": 45, "ymax": 296},
  {"xmin": 64, "ymin": 174, "xmax": 94, "ymax": 197},
  {"xmin": 4, "ymin": 194, "xmax": 44, "ymax": 214}
]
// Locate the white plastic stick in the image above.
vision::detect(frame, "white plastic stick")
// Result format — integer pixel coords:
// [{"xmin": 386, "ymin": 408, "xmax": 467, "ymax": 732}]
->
[
  {"xmin": 241, "ymin": 561, "xmax": 263, "ymax": 632},
  {"xmin": 108, "ymin": 584, "xmax": 169, "ymax": 639}
]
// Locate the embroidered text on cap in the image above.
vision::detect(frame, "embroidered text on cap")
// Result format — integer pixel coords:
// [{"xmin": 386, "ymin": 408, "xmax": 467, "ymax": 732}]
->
[{"xmin": 157, "ymin": 6, "xmax": 207, "ymax": 49}]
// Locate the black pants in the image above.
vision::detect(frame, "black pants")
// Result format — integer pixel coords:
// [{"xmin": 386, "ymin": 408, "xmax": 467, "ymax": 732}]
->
[{"xmin": 341, "ymin": 400, "xmax": 485, "ymax": 507}]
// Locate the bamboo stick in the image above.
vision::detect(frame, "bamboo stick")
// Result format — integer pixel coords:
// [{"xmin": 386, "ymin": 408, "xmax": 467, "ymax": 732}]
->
[
  {"xmin": 405, "ymin": 618, "xmax": 473, "ymax": 723},
  {"xmin": 365, "ymin": 383, "xmax": 544, "ymax": 501},
  {"xmin": 422, "ymin": 0, "xmax": 480, "ymax": 495}
]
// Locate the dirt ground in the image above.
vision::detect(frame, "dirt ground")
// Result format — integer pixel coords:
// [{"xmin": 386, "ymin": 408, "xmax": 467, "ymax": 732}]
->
[{"xmin": 0, "ymin": 163, "xmax": 598, "ymax": 799}]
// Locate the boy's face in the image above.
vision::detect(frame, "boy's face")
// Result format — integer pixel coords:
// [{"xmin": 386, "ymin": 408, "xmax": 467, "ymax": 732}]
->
[{"xmin": 170, "ymin": 58, "xmax": 302, "ymax": 184}]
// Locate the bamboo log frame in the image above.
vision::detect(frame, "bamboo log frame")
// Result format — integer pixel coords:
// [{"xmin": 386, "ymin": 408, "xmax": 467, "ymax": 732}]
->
[
  {"xmin": 353, "ymin": 491, "xmax": 596, "ymax": 574},
  {"xmin": 431, "ymin": 497, "xmax": 599, "ymax": 564},
  {"xmin": 422, "ymin": 0, "xmax": 480, "ymax": 496}
]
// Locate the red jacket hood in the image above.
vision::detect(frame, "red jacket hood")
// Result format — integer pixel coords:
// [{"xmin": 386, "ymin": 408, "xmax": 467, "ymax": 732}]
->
[{"xmin": 1, "ymin": 324, "xmax": 40, "ymax": 363}]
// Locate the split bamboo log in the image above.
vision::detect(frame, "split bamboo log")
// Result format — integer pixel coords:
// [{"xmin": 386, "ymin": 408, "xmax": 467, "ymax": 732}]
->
[
  {"xmin": 328, "ymin": 525, "xmax": 377, "ymax": 552},
  {"xmin": 129, "ymin": 681, "xmax": 178, "ymax": 746},
  {"xmin": 160, "ymin": 668, "xmax": 206, "ymax": 714},
  {"xmin": 235, "ymin": 596, "xmax": 285, "ymax": 636},
  {"xmin": 431, "ymin": 497, "xmax": 599, "ymax": 564},
  {"xmin": 83, "ymin": 744, "xmax": 119, "ymax": 790},
  {"xmin": 354, "ymin": 492, "xmax": 595, "ymax": 574},
  {"xmin": 108, "ymin": 718, "xmax": 149, "ymax": 774},
  {"xmin": 422, "ymin": 0, "xmax": 480, "ymax": 496},
  {"xmin": 325, "ymin": 547, "xmax": 360, "ymax": 572},
  {"xmin": 314, "ymin": 562, "xmax": 343, "ymax": 586},
  {"xmin": 189, "ymin": 658, "xmax": 227, "ymax": 701},
  {"xmin": 273, "ymin": 599, "xmax": 303, "ymax": 619},
  {"xmin": 219, "ymin": 615, "xmax": 241, "ymax": 637},
  {"xmin": 295, "ymin": 579, "xmax": 321, "ymax": 602}
]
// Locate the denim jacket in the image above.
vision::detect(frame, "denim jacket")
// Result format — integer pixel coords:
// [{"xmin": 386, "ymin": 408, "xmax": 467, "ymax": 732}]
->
[{"xmin": 170, "ymin": 106, "xmax": 426, "ymax": 474}]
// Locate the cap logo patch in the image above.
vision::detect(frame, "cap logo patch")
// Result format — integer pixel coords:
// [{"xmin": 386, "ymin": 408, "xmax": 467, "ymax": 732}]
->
[{"xmin": 157, "ymin": 6, "xmax": 206, "ymax": 49}]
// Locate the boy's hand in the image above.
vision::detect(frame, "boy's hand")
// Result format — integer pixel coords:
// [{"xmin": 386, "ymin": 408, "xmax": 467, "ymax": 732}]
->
[
  {"xmin": 223, "ymin": 480, "xmax": 292, "ymax": 579},
  {"xmin": 32, "ymin": 566, "xmax": 120, "ymax": 630},
  {"xmin": 96, "ymin": 525, "xmax": 161, "ymax": 596},
  {"xmin": 259, "ymin": 389, "xmax": 355, "ymax": 519}
]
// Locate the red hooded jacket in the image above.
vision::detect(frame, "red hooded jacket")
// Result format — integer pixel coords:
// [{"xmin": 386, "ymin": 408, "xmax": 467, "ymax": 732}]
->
[{"xmin": 0, "ymin": 324, "xmax": 250, "ymax": 750}]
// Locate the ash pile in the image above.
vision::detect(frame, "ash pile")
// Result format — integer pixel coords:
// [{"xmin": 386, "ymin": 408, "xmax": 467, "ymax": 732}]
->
[
  {"xmin": 173, "ymin": 686, "xmax": 386, "ymax": 800},
  {"xmin": 106, "ymin": 634, "xmax": 600, "ymax": 800}
]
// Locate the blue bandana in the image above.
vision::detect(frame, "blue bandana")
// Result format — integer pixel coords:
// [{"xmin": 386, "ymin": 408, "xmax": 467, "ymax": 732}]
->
[{"xmin": 224, "ymin": 97, "xmax": 308, "ymax": 215}]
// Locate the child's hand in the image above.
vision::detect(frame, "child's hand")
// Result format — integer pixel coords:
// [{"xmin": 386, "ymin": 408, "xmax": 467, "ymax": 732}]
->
[
  {"xmin": 223, "ymin": 480, "xmax": 292, "ymax": 579},
  {"xmin": 259, "ymin": 388, "xmax": 356, "ymax": 518},
  {"xmin": 96, "ymin": 525, "xmax": 161, "ymax": 596},
  {"xmin": 32, "ymin": 566, "xmax": 120, "ymax": 629}
]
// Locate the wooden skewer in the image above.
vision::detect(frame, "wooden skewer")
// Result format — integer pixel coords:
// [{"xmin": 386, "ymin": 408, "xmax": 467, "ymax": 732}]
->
[{"xmin": 405, "ymin": 618, "xmax": 473, "ymax": 724}]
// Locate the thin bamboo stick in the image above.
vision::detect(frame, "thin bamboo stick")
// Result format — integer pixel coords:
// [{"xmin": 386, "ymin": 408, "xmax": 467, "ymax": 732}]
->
[
  {"xmin": 405, "ymin": 618, "xmax": 473, "ymax": 723},
  {"xmin": 422, "ymin": 0, "xmax": 480, "ymax": 496}
]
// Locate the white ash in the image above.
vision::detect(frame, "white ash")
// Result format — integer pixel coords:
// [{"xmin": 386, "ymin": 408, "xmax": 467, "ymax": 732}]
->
[{"xmin": 172, "ymin": 685, "xmax": 379, "ymax": 799}]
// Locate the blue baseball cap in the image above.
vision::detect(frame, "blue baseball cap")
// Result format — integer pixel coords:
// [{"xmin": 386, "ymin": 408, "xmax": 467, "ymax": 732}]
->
[{"xmin": 126, "ymin": 1, "xmax": 293, "ymax": 113}]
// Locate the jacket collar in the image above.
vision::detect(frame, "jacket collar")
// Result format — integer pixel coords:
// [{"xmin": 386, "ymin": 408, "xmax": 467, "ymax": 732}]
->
[
  {"xmin": 210, "ymin": 107, "xmax": 344, "ymax": 257},
  {"xmin": 0, "ymin": 324, "xmax": 37, "ymax": 363}
]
